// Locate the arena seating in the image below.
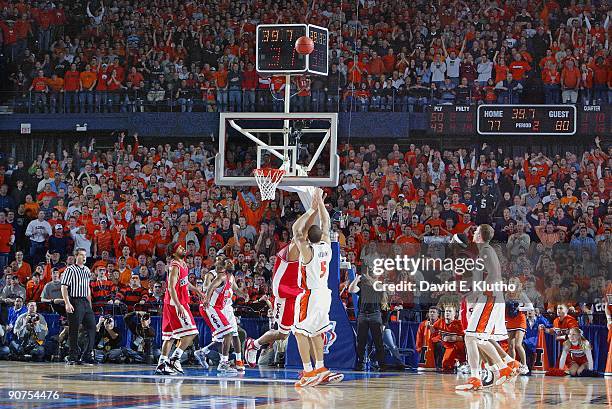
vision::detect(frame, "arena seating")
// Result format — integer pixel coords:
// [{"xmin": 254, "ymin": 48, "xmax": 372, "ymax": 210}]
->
[{"xmin": 1, "ymin": 0, "xmax": 610, "ymax": 112}]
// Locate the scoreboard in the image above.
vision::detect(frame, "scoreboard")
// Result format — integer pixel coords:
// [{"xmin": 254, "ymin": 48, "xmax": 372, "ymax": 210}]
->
[
  {"xmin": 477, "ymin": 105, "xmax": 575, "ymax": 135},
  {"xmin": 428, "ymin": 105, "xmax": 475, "ymax": 135},
  {"xmin": 427, "ymin": 104, "xmax": 610, "ymax": 137},
  {"xmin": 256, "ymin": 24, "xmax": 329, "ymax": 74}
]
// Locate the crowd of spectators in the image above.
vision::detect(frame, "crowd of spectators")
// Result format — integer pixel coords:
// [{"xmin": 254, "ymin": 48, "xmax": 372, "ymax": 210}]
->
[
  {"xmin": 0, "ymin": 131, "xmax": 609, "ymax": 330},
  {"xmin": 1, "ymin": 0, "xmax": 611, "ymax": 113}
]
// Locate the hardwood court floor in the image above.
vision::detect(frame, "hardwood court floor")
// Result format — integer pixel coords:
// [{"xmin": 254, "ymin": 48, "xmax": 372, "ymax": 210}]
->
[{"xmin": 0, "ymin": 362, "xmax": 609, "ymax": 408}]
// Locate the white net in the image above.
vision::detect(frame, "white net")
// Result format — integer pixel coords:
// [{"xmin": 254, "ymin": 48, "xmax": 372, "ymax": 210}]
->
[{"xmin": 253, "ymin": 168, "xmax": 286, "ymax": 200}]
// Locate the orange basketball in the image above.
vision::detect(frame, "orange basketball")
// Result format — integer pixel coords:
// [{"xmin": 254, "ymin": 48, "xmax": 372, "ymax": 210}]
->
[{"xmin": 295, "ymin": 36, "xmax": 314, "ymax": 55}]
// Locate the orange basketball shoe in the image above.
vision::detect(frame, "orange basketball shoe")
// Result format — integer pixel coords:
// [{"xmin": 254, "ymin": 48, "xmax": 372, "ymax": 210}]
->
[
  {"xmin": 455, "ymin": 377, "xmax": 483, "ymax": 391},
  {"xmin": 295, "ymin": 370, "xmax": 322, "ymax": 387},
  {"xmin": 235, "ymin": 360, "xmax": 246, "ymax": 372},
  {"xmin": 507, "ymin": 360, "xmax": 520, "ymax": 376},
  {"xmin": 319, "ymin": 371, "xmax": 344, "ymax": 385},
  {"xmin": 495, "ymin": 366, "xmax": 514, "ymax": 385}
]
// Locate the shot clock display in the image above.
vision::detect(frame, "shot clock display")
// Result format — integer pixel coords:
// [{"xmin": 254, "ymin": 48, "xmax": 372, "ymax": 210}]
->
[
  {"xmin": 477, "ymin": 105, "xmax": 576, "ymax": 135},
  {"xmin": 256, "ymin": 24, "xmax": 307, "ymax": 73},
  {"xmin": 256, "ymin": 24, "xmax": 329, "ymax": 74},
  {"xmin": 307, "ymin": 24, "xmax": 329, "ymax": 75}
]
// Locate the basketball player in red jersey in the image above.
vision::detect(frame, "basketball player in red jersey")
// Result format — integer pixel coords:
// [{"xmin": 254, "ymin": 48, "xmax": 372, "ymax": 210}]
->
[
  {"xmin": 201, "ymin": 258, "xmax": 248, "ymax": 374},
  {"xmin": 293, "ymin": 188, "xmax": 343, "ymax": 387},
  {"xmin": 244, "ymin": 243, "xmax": 301, "ymax": 366},
  {"xmin": 156, "ymin": 243, "xmax": 203, "ymax": 375}
]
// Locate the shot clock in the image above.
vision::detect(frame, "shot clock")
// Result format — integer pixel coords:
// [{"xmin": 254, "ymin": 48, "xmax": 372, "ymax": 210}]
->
[{"xmin": 256, "ymin": 24, "xmax": 328, "ymax": 74}]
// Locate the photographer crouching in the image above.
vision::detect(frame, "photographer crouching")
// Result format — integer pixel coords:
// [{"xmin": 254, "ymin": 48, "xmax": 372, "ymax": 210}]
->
[
  {"xmin": 93, "ymin": 315, "xmax": 124, "ymax": 363},
  {"xmin": 124, "ymin": 311, "xmax": 160, "ymax": 364},
  {"xmin": 9, "ymin": 302, "xmax": 48, "ymax": 361}
]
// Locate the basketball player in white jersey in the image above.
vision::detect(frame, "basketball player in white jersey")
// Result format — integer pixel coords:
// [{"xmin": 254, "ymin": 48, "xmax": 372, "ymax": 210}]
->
[
  {"xmin": 292, "ymin": 188, "xmax": 342, "ymax": 387},
  {"xmin": 456, "ymin": 224, "xmax": 516, "ymax": 391},
  {"xmin": 200, "ymin": 258, "xmax": 248, "ymax": 374}
]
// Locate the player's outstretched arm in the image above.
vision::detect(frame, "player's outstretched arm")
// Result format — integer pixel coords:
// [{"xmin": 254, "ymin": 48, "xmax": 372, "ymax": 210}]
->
[
  {"xmin": 315, "ymin": 188, "xmax": 331, "ymax": 244},
  {"xmin": 291, "ymin": 200, "xmax": 318, "ymax": 256}
]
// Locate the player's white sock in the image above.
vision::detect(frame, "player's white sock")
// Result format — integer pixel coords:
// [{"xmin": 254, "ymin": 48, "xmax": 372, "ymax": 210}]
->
[
  {"xmin": 158, "ymin": 355, "xmax": 168, "ymax": 365},
  {"xmin": 221, "ymin": 355, "xmax": 229, "ymax": 363},
  {"xmin": 470, "ymin": 368, "xmax": 481, "ymax": 379},
  {"xmin": 254, "ymin": 340, "xmax": 262, "ymax": 349},
  {"xmin": 171, "ymin": 348, "xmax": 183, "ymax": 360},
  {"xmin": 503, "ymin": 355, "xmax": 514, "ymax": 364},
  {"xmin": 315, "ymin": 360, "xmax": 324, "ymax": 369},
  {"xmin": 235, "ymin": 353, "xmax": 242, "ymax": 361},
  {"xmin": 303, "ymin": 363, "xmax": 313, "ymax": 372}
]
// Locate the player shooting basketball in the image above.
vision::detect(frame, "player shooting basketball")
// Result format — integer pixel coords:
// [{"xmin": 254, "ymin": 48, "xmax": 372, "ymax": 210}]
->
[
  {"xmin": 456, "ymin": 225, "xmax": 518, "ymax": 391},
  {"xmin": 292, "ymin": 188, "xmax": 343, "ymax": 387},
  {"xmin": 156, "ymin": 243, "xmax": 203, "ymax": 375}
]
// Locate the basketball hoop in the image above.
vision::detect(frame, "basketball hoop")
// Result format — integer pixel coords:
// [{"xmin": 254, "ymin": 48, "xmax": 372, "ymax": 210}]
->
[{"xmin": 253, "ymin": 168, "xmax": 286, "ymax": 200}]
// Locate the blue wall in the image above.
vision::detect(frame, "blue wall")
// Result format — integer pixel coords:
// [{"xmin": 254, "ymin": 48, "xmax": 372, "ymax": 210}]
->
[
  {"xmin": 0, "ymin": 112, "xmax": 423, "ymax": 138},
  {"xmin": 40, "ymin": 313, "xmax": 610, "ymax": 372}
]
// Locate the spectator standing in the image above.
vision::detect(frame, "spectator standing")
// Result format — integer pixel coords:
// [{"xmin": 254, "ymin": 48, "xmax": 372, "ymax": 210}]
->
[
  {"xmin": 242, "ymin": 62, "xmax": 258, "ymax": 112},
  {"xmin": 25, "ymin": 211, "xmax": 52, "ymax": 266},
  {"xmin": 29, "ymin": 70, "xmax": 48, "ymax": 113},
  {"xmin": 0, "ymin": 211, "xmax": 14, "ymax": 271},
  {"xmin": 443, "ymin": 39, "xmax": 465, "ymax": 86},
  {"xmin": 561, "ymin": 59, "xmax": 581, "ymax": 104},
  {"xmin": 63, "ymin": 63, "xmax": 81, "ymax": 113},
  {"xmin": 227, "ymin": 63, "xmax": 243, "ymax": 112}
]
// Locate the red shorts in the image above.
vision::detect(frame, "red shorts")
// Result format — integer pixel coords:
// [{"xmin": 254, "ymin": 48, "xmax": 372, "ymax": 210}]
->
[
  {"xmin": 271, "ymin": 296, "xmax": 296, "ymax": 334},
  {"xmin": 199, "ymin": 304, "xmax": 238, "ymax": 340},
  {"xmin": 162, "ymin": 302, "xmax": 198, "ymax": 341}
]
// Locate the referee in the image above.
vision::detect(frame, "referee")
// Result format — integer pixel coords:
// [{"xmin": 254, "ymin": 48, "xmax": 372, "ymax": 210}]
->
[{"xmin": 61, "ymin": 248, "xmax": 96, "ymax": 365}]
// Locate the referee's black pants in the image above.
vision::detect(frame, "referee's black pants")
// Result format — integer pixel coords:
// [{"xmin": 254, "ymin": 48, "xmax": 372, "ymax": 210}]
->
[{"xmin": 67, "ymin": 297, "xmax": 96, "ymax": 360}]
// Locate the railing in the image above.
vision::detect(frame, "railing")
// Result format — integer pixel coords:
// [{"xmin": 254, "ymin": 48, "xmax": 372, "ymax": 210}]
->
[{"xmin": 1, "ymin": 88, "xmax": 606, "ymax": 114}]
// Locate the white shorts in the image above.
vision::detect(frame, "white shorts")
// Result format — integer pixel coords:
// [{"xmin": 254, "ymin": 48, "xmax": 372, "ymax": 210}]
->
[
  {"xmin": 200, "ymin": 304, "xmax": 238, "ymax": 341},
  {"xmin": 465, "ymin": 292, "xmax": 508, "ymax": 342},
  {"xmin": 293, "ymin": 288, "xmax": 332, "ymax": 337}
]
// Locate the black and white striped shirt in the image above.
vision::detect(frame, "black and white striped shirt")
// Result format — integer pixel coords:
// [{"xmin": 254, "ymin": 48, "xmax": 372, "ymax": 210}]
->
[{"xmin": 61, "ymin": 264, "xmax": 92, "ymax": 298}]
